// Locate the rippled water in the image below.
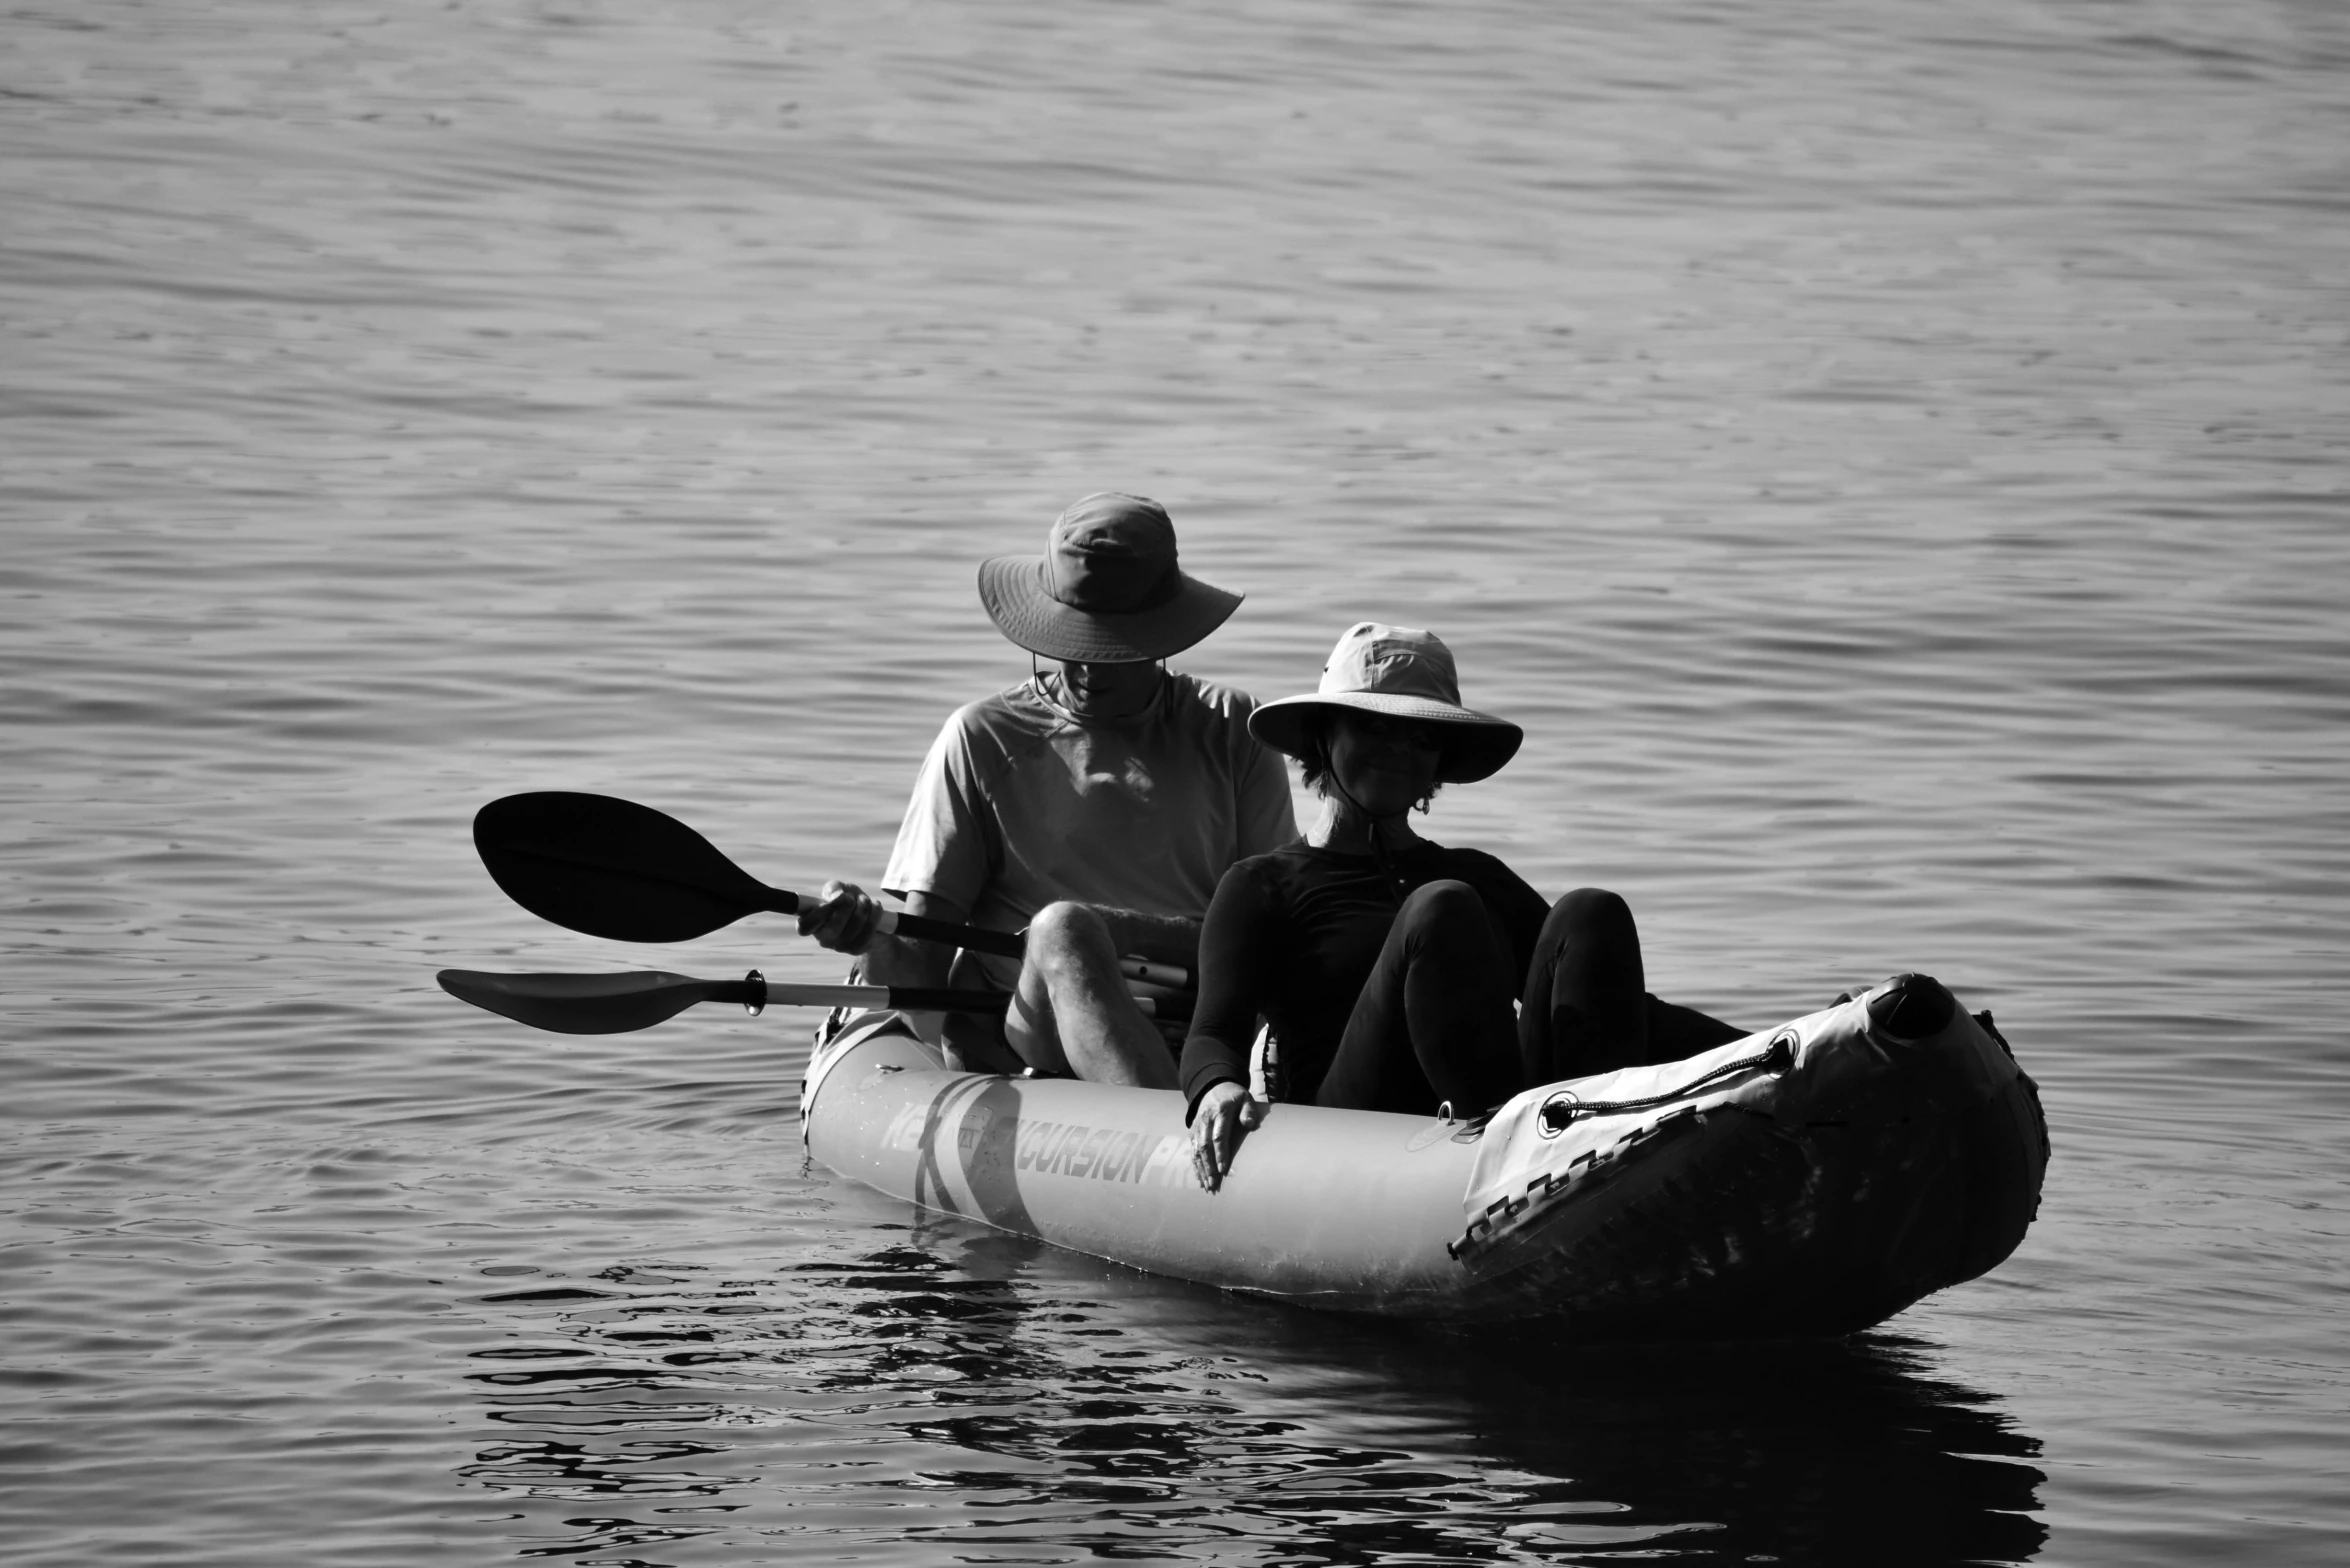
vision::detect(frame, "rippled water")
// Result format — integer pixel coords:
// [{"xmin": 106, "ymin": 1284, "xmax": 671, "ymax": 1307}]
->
[{"xmin": 6, "ymin": 1, "xmax": 2348, "ymax": 1563}]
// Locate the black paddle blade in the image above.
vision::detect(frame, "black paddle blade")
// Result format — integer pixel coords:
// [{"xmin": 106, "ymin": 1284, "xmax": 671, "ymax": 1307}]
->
[
  {"xmin": 474, "ymin": 792, "xmax": 784, "ymax": 942},
  {"xmin": 438, "ymin": 968, "xmax": 751, "ymax": 1035}
]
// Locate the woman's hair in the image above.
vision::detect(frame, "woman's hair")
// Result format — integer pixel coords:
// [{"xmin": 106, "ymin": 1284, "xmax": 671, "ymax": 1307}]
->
[
  {"xmin": 1294, "ymin": 711, "xmax": 1444, "ymax": 812},
  {"xmin": 1295, "ymin": 716, "xmax": 1338, "ymax": 794}
]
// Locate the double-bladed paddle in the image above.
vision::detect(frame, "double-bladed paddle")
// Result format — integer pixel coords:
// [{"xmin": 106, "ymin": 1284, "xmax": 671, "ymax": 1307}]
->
[
  {"xmin": 473, "ymin": 791, "xmax": 1026, "ymax": 957},
  {"xmin": 472, "ymin": 791, "xmax": 1194, "ymax": 989},
  {"xmin": 436, "ymin": 967, "xmax": 1017, "ymax": 1037}
]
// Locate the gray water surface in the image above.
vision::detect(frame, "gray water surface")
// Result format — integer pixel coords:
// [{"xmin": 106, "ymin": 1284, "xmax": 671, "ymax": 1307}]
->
[{"xmin": 6, "ymin": 1, "xmax": 2348, "ymax": 1563}]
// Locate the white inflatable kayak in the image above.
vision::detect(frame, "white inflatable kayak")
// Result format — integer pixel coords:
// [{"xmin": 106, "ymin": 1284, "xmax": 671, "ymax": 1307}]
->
[{"xmin": 798, "ymin": 972, "xmax": 2047, "ymax": 1334}]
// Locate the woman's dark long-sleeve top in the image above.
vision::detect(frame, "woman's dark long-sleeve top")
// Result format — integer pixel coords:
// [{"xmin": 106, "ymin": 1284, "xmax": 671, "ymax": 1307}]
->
[{"xmin": 1176, "ymin": 838, "xmax": 1552, "ymax": 1115}]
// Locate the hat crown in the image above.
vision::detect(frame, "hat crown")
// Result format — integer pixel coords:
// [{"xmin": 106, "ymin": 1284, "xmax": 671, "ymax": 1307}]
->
[
  {"xmin": 1046, "ymin": 493, "xmax": 1180, "ymax": 613},
  {"xmin": 1317, "ymin": 622, "xmax": 1463, "ymax": 705},
  {"xmin": 974, "ymin": 491, "xmax": 1242, "ymax": 663},
  {"xmin": 1245, "ymin": 621, "xmax": 1523, "ymax": 783}
]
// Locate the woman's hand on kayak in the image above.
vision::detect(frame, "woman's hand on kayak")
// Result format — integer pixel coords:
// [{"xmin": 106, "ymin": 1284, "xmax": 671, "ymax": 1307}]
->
[
  {"xmin": 1190, "ymin": 1080, "xmax": 1267, "ymax": 1193},
  {"xmin": 797, "ymin": 880, "xmax": 882, "ymax": 954}
]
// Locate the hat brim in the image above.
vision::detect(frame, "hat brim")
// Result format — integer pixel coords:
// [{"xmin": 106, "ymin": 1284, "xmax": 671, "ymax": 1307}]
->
[
  {"xmin": 977, "ymin": 555, "xmax": 1242, "ymax": 663},
  {"xmin": 1248, "ymin": 692, "xmax": 1524, "ymax": 785}
]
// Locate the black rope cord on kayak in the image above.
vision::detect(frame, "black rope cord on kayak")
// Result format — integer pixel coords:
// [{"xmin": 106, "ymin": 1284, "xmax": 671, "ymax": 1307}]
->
[
  {"xmin": 1537, "ymin": 1030, "xmax": 1796, "ymax": 1133},
  {"xmin": 1448, "ymin": 1040, "xmax": 1796, "ymax": 1262}
]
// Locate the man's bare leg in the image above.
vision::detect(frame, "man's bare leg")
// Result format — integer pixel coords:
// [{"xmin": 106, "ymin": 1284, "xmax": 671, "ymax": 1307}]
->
[{"xmin": 1005, "ymin": 901, "xmax": 1179, "ymax": 1089}]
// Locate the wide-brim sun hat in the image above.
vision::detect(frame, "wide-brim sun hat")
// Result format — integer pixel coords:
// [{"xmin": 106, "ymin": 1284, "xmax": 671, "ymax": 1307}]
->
[
  {"xmin": 1249, "ymin": 622, "xmax": 1524, "ymax": 785},
  {"xmin": 977, "ymin": 492, "xmax": 1243, "ymax": 663}
]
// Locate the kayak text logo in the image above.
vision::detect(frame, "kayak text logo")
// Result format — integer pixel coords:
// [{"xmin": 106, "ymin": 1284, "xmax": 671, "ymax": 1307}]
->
[
  {"xmin": 877, "ymin": 1101, "xmax": 1191, "ymax": 1187},
  {"xmin": 1013, "ymin": 1119, "xmax": 1188, "ymax": 1185}
]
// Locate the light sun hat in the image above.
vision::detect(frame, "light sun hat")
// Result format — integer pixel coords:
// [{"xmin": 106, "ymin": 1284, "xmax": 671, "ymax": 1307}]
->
[
  {"xmin": 1248, "ymin": 622, "xmax": 1525, "ymax": 785},
  {"xmin": 976, "ymin": 493, "xmax": 1243, "ymax": 664}
]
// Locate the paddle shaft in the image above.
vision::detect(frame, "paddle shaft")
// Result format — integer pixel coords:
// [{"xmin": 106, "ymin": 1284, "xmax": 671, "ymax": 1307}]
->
[
  {"xmin": 754, "ymin": 979, "xmax": 1183, "ymax": 1017},
  {"xmin": 436, "ymin": 967, "xmax": 1191, "ymax": 1037},
  {"xmin": 781, "ymin": 979, "xmax": 1187, "ymax": 1019},
  {"xmin": 774, "ymin": 888, "xmax": 1189, "ymax": 986},
  {"xmin": 853, "ymin": 985, "xmax": 1184, "ymax": 1018},
  {"xmin": 770, "ymin": 978, "xmax": 1008, "ymax": 1012},
  {"xmin": 761, "ymin": 890, "xmax": 1025, "ymax": 959}
]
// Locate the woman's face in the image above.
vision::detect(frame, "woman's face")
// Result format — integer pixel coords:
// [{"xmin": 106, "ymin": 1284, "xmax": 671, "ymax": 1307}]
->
[{"xmin": 1326, "ymin": 711, "xmax": 1443, "ymax": 817}]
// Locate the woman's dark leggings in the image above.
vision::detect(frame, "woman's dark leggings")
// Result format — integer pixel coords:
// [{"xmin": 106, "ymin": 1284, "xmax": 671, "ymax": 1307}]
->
[
  {"xmin": 1314, "ymin": 883, "xmax": 1746, "ymax": 1116},
  {"xmin": 1517, "ymin": 887, "xmax": 1748, "ymax": 1085}
]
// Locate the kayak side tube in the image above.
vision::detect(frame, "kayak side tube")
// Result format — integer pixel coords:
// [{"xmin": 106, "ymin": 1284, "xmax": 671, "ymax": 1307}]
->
[
  {"xmin": 800, "ymin": 1019, "xmax": 1489, "ymax": 1315},
  {"xmin": 798, "ymin": 971, "xmax": 2049, "ymax": 1330}
]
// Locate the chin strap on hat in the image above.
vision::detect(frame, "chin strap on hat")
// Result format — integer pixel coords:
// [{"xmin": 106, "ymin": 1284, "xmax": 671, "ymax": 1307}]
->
[{"xmin": 1320, "ymin": 765, "xmax": 1416, "ymax": 901}]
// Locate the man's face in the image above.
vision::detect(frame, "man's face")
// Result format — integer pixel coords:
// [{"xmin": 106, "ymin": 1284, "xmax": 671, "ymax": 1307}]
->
[{"xmin": 1051, "ymin": 658, "xmax": 1163, "ymax": 719}]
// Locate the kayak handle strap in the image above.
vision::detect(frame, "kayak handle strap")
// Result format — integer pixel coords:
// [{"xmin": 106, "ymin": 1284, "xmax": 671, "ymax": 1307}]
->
[{"xmin": 1539, "ymin": 1032, "xmax": 1797, "ymax": 1131}]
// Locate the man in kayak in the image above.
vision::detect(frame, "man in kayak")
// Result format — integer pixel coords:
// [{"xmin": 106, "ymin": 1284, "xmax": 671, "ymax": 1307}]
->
[{"xmin": 798, "ymin": 492, "xmax": 1298, "ymax": 1087}]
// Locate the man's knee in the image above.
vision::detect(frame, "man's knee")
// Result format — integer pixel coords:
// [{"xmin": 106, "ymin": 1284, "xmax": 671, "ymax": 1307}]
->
[{"xmin": 1023, "ymin": 900, "xmax": 1116, "ymax": 980}]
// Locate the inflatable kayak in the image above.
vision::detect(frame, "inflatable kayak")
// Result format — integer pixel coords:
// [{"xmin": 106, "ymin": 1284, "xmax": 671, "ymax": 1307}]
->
[{"xmin": 798, "ymin": 972, "xmax": 2048, "ymax": 1335}]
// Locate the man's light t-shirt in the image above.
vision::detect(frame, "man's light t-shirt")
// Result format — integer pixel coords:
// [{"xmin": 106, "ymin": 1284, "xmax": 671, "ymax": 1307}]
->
[{"xmin": 883, "ymin": 673, "xmax": 1299, "ymax": 987}]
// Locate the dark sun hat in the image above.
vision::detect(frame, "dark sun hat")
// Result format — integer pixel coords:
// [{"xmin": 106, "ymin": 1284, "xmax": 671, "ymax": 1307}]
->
[
  {"xmin": 977, "ymin": 493, "xmax": 1243, "ymax": 663},
  {"xmin": 1249, "ymin": 622, "xmax": 1524, "ymax": 785}
]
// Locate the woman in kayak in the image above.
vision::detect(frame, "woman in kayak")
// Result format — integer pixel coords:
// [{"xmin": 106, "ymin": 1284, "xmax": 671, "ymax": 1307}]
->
[{"xmin": 1180, "ymin": 622, "xmax": 1746, "ymax": 1190}]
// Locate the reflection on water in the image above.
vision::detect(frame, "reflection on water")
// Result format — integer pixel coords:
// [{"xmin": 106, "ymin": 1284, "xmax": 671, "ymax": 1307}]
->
[{"xmin": 465, "ymin": 1224, "xmax": 2042, "ymax": 1565}]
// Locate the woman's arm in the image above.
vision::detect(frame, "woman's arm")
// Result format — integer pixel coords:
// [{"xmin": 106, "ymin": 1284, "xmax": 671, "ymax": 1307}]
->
[
  {"xmin": 1176, "ymin": 867, "xmax": 1274, "ymax": 1109},
  {"xmin": 1178, "ymin": 865, "xmax": 1280, "ymax": 1191}
]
